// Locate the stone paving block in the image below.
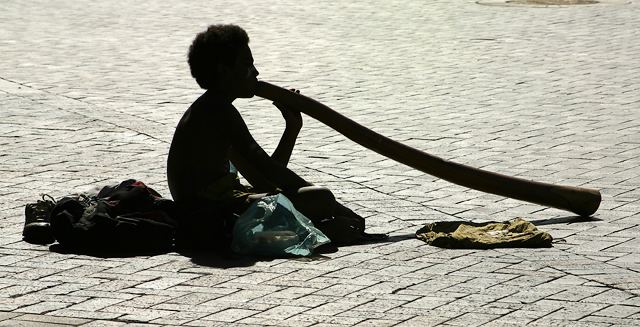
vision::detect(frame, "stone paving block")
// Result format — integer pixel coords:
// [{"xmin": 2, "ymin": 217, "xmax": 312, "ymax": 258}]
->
[
  {"xmin": 185, "ymin": 321, "xmax": 260, "ymax": 327},
  {"xmin": 11, "ymin": 313, "xmax": 88, "ymax": 326},
  {"xmin": 200, "ymin": 308, "xmax": 260, "ymax": 323},
  {"xmin": 580, "ymin": 316, "xmax": 640, "ymax": 326},
  {"xmin": 537, "ymin": 300, "xmax": 608, "ymax": 321},
  {"xmin": 134, "ymin": 277, "xmax": 194, "ymax": 291},
  {"xmin": 289, "ymin": 313, "xmax": 369, "ymax": 327},
  {"xmin": 547, "ymin": 285, "xmax": 608, "ymax": 302},
  {"xmin": 443, "ymin": 312, "xmax": 500, "ymax": 327},
  {"xmin": 593, "ymin": 304, "xmax": 640, "ymax": 318},
  {"xmin": 582, "ymin": 288, "xmax": 638, "ymax": 305},
  {"xmin": 150, "ymin": 302, "xmax": 227, "ymax": 315},
  {"xmin": 13, "ymin": 301, "xmax": 71, "ymax": 315},
  {"xmin": 312, "ymin": 283, "xmax": 370, "ymax": 298},
  {"xmin": 149, "ymin": 310, "xmax": 210, "ymax": 326},
  {"xmin": 250, "ymin": 305, "xmax": 309, "ymax": 321},
  {"xmin": 393, "ymin": 315, "xmax": 451, "ymax": 327},
  {"xmin": 401, "ymin": 295, "xmax": 458, "ymax": 310},
  {"xmin": 160, "ymin": 292, "xmax": 222, "ymax": 305},
  {"xmin": 76, "ymin": 321, "xmax": 131, "ymax": 327},
  {"xmin": 0, "ymin": 312, "xmax": 22, "ymax": 322},
  {"xmin": 101, "ymin": 306, "xmax": 174, "ymax": 323},
  {"xmin": 66, "ymin": 298, "xmax": 129, "ymax": 313},
  {"xmin": 45, "ymin": 309, "xmax": 124, "ymax": 321},
  {"xmin": 201, "ymin": 289, "xmax": 276, "ymax": 306},
  {"xmin": 0, "ymin": 320, "xmax": 75, "ymax": 327}
]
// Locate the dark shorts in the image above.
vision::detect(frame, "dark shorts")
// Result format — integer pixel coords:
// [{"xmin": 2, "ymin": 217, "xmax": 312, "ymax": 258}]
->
[{"xmin": 194, "ymin": 172, "xmax": 256, "ymax": 214}]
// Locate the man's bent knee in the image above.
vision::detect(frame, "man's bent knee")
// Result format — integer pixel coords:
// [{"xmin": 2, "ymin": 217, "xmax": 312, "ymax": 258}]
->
[
  {"xmin": 283, "ymin": 186, "xmax": 336, "ymax": 221},
  {"xmin": 295, "ymin": 186, "xmax": 334, "ymax": 203}
]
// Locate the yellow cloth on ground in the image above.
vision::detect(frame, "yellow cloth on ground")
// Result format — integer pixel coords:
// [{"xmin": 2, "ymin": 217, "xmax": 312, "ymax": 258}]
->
[{"xmin": 416, "ymin": 218, "xmax": 552, "ymax": 249}]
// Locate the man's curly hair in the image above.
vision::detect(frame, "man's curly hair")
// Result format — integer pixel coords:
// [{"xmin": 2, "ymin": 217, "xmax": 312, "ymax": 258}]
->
[{"xmin": 188, "ymin": 24, "xmax": 250, "ymax": 89}]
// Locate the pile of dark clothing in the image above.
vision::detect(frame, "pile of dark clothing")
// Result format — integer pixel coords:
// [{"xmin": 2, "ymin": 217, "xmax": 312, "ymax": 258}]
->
[{"xmin": 22, "ymin": 179, "xmax": 236, "ymax": 253}]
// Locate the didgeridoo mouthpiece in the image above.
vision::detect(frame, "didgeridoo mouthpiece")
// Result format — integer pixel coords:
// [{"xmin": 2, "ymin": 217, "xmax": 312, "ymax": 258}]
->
[{"xmin": 255, "ymin": 81, "xmax": 601, "ymax": 217}]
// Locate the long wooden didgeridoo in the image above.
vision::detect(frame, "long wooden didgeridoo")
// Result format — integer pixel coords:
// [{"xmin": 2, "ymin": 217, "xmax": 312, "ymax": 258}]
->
[{"xmin": 255, "ymin": 81, "xmax": 602, "ymax": 217}]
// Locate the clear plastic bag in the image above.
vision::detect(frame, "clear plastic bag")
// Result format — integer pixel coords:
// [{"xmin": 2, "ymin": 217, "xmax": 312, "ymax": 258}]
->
[{"xmin": 231, "ymin": 194, "xmax": 330, "ymax": 257}]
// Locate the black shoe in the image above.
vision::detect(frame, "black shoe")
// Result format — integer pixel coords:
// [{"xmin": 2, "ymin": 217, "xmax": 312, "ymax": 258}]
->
[{"xmin": 23, "ymin": 194, "xmax": 56, "ymax": 244}]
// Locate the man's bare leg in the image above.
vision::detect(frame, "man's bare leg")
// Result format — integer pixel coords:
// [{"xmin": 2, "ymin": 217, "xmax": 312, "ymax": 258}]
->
[{"xmin": 281, "ymin": 187, "xmax": 360, "ymax": 243}]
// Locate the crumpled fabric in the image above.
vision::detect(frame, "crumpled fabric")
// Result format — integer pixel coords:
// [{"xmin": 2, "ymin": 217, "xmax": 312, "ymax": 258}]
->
[
  {"xmin": 416, "ymin": 218, "xmax": 552, "ymax": 249},
  {"xmin": 50, "ymin": 179, "xmax": 177, "ymax": 252}
]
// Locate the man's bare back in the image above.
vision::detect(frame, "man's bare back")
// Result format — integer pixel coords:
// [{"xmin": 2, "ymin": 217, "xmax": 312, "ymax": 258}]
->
[{"xmin": 167, "ymin": 91, "xmax": 235, "ymax": 202}]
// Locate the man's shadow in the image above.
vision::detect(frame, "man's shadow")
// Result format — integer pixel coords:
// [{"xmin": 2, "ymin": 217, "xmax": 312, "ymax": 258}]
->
[
  {"xmin": 177, "ymin": 234, "xmax": 398, "ymax": 268},
  {"xmin": 47, "ymin": 238, "xmax": 394, "ymax": 269},
  {"xmin": 48, "ymin": 215, "xmax": 594, "ymax": 267}
]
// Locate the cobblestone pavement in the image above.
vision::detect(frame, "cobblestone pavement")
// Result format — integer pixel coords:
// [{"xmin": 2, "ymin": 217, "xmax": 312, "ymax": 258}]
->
[{"xmin": 2, "ymin": 0, "xmax": 640, "ymax": 325}]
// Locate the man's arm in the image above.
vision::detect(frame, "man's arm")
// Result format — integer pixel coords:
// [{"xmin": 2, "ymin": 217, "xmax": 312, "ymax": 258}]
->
[
  {"xmin": 229, "ymin": 148, "xmax": 277, "ymax": 192},
  {"xmin": 230, "ymin": 102, "xmax": 303, "ymax": 191},
  {"xmin": 221, "ymin": 103, "xmax": 310, "ymax": 190},
  {"xmin": 270, "ymin": 94, "xmax": 303, "ymax": 167}
]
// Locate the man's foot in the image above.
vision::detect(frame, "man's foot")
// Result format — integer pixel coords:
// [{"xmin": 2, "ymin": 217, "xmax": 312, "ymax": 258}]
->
[
  {"xmin": 23, "ymin": 194, "xmax": 56, "ymax": 244},
  {"xmin": 317, "ymin": 216, "xmax": 361, "ymax": 244},
  {"xmin": 358, "ymin": 232, "xmax": 389, "ymax": 242},
  {"xmin": 332, "ymin": 203, "xmax": 388, "ymax": 242}
]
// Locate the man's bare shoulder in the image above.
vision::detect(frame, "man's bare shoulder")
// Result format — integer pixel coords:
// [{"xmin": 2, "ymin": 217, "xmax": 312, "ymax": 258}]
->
[
  {"xmin": 184, "ymin": 92, "xmax": 233, "ymax": 123},
  {"xmin": 185, "ymin": 97, "xmax": 248, "ymax": 141}
]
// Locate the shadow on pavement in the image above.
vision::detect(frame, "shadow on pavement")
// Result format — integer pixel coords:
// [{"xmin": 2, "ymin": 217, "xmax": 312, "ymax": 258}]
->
[
  {"xmin": 529, "ymin": 215, "xmax": 603, "ymax": 226},
  {"xmin": 45, "ymin": 233, "xmax": 397, "ymax": 268},
  {"xmin": 48, "ymin": 243, "xmax": 172, "ymax": 258},
  {"xmin": 178, "ymin": 244, "xmax": 339, "ymax": 268}
]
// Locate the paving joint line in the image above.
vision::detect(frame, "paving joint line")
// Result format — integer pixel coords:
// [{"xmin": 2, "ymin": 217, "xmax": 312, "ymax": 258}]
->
[
  {"xmin": 503, "ymin": 249, "xmax": 640, "ymax": 298},
  {"xmin": 0, "ymin": 77, "xmax": 170, "ymax": 145}
]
